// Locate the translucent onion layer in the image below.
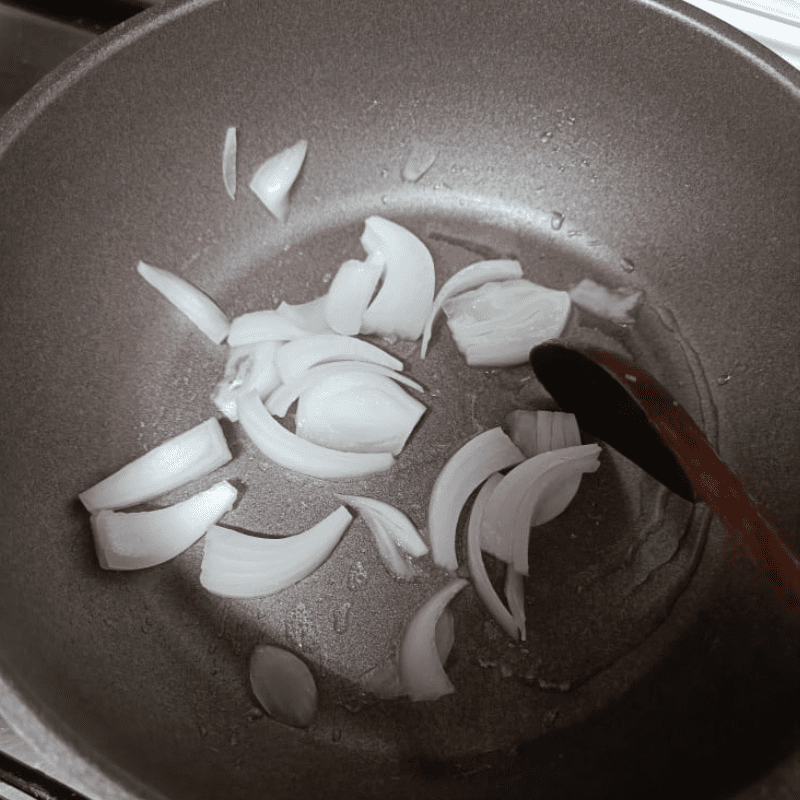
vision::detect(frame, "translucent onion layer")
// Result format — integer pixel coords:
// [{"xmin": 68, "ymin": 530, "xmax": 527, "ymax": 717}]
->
[
  {"xmin": 249, "ymin": 139, "xmax": 308, "ymax": 222},
  {"xmin": 276, "ymin": 296, "xmax": 335, "ymax": 335},
  {"xmin": 324, "ymin": 257, "xmax": 384, "ymax": 336},
  {"xmin": 227, "ymin": 309, "xmax": 309, "ymax": 347},
  {"xmin": 211, "ymin": 341, "xmax": 280, "ymax": 421},
  {"xmin": 568, "ymin": 278, "xmax": 644, "ymax": 325},
  {"xmin": 222, "ymin": 126, "xmax": 237, "ymax": 200}
]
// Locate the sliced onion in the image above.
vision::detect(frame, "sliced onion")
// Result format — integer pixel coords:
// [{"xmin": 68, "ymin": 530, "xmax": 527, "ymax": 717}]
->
[
  {"xmin": 324, "ymin": 258, "xmax": 384, "ymax": 336},
  {"xmin": 504, "ymin": 566, "xmax": 526, "ymax": 642},
  {"xmin": 199, "ymin": 506, "xmax": 351, "ymax": 597},
  {"xmin": 442, "ymin": 279, "xmax": 571, "ymax": 367},
  {"xmin": 504, "ymin": 409, "xmax": 581, "ymax": 458},
  {"xmin": 211, "ymin": 341, "xmax": 280, "ymax": 421},
  {"xmin": 360, "ymin": 514, "xmax": 420, "ymax": 580},
  {"xmin": 237, "ymin": 389, "xmax": 394, "ymax": 479},
  {"xmin": 435, "ymin": 607, "xmax": 455, "ymax": 665},
  {"xmin": 398, "ymin": 577, "xmax": 468, "ymax": 701},
  {"xmin": 249, "ymin": 138, "xmax": 308, "ymax": 223},
  {"xmin": 91, "ymin": 480, "xmax": 237, "ymax": 570},
  {"xmin": 222, "ymin": 126, "xmax": 237, "ymax": 201},
  {"xmin": 563, "ymin": 412, "xmax": 582, "ymax": 447},
  {"xmin": 227, "ymin": 309, "xmax": 310, "ymax": 347},
  {"xmin": 335, "ymin": 494, "xmax": 428, "ymax": 557},
  {"xmin": 427, "ymin": 427, "xmax": 525, "ymax": 571},
  {"xmin": 249, "ymin": 645, "xmax": 318, "ymax": 728},
  {"xmin": 275, "ymin": 333, "xmax": 402, "ymax": 385},
  {"xmin": 295, "ymin": 372, "xmax": 425, "ymax": 455},
  {"xmin": 359, "ymin": 216, "xmax": 435, "ymax": 342},
  {"xmin": 569, "ymin": 278, "xmax": 644, "ymax": 325},
  {"xmin": 401, "ymin": 141, "xmax": 438, "ymax": 183},
  {"xmin": 550, "ymin": 411, "xmax": 566, "ymax": 450},
  {"xmin": 79, "ymin": 418, "xmax": 232, "ymax": 512},
  {"xmin": 266, "ymin": 361, "xmax": 423, "ymax": 418},
  {"xmin": 276, "ymin": 296, "xmax": 335, "ymax": 335},
  {"xmin": 420, "ymin": 259, "xmax": 523, "ymax": 359},
  {"xmin": 136, "ymin": 261, "xmax": 230, "ymax": 344}
]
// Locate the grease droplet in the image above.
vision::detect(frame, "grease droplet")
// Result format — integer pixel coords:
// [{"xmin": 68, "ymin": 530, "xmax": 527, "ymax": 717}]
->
[
  {"xmin": 550, "ymin": 212, "xmax": 564, "ymax": 231},
  {"xmin": 621, "ymin": 258, "xmax": 635, "ymax": 272},
  {"xmin": 540, "ymin": 131, "xmax": 554, "ymax": 143}
]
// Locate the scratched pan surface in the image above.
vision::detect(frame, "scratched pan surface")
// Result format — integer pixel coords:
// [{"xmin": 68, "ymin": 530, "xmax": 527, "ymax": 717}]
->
[{"xmin": 0, "ymin": 0, "xmax": 798, "ymax": 798}]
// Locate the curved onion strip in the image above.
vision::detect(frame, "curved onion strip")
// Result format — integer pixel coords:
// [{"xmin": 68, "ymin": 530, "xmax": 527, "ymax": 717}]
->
[
  {"xmin": 401, "ymin": 141, "xmax": 438, "ymax": 184},
  {"xmin": 362, "ymin": 514, "xmax": 420, "ymax": 580},
  {"xmin": 79, "ymin": 418, "xmax": 232, "ymax": 512},
  {"xmin": 267, "ymin": 361, "xmax": 423, "ymax": 418},
  {"xmin": 359, "ymin": 216, "xmax": 435, "ymax": 341},
  {"xmin": 237, "ymin": 390, "xmax": 394, "ymax": 479},
  {"xmin": 398, "ymin": 577, "xmax": 468, "ymax": 701},
  {"xmin": 137, "ymin": 261, "xmax": 230, "ymax": 344},
  {"xmin": 550, "ymin": 411, "xmax": 566, "ymax": 451},
  {"xmin": 504, "ymin": 409, "xmax": 538, "ymax": 458},
  {"xmin": 335, "ymin": 494, "xmax": 428, "ymax": 557},
  {"xmin": 325, "ymin": 258, "xmax": 384, "ymax": 336},
  {"xmin": 91, "ymin": 480, "xmax": 237, "ymax": 570},
  {"xmin": 212, "ymin": 341, "xmax": 280, "ymax": 421},
  {"xmin": 420, "ymin": 259, "xmax": 523, "ymax": 359},
  {"xmin": 427, "ymin": 427, "xmax": 525, "ymax": 571},
  {"xmin": 435, "ymin": 608, "xmax": 455, "ymax": 664},
  {"xmin": 275, "ymin": 333, "xmax": 403, "ymax": 385},
  {"xmin": 199, "ymin": 507, "xmax": 351, "ymax": 597},
  {"xmin": 249, "ymin": 139, "xmax": 308, "ymax": 223},
  {"xmin": 536, "ymin": 410, "xmax": 554, "ymax": 455},
  {"xmin": 222, "ymin": 126, "xmax": 237, "ymax": 200},
  {"xmin": 466, "ymin": 472, "xmax": 520, "ymax": 640},
  {"xmin": 568, "ymin": 278, "xmax": 644, "ymax": 325},
  {"xmin": 276, "ymin": 296, "xmax": 335, "ymax": 335},
  {"xmin": 504, "ymin": 566, "xmax": 527, "ymax": 642},
  {"xmin": 227, "ymin": 310, "xmax": 309, "ymax": 347}
]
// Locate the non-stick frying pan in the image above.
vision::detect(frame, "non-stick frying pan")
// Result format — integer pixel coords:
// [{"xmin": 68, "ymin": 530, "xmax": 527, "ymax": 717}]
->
[{"xmin": 1, "ymin": 0, "xmax": 798, "ymax": 798}]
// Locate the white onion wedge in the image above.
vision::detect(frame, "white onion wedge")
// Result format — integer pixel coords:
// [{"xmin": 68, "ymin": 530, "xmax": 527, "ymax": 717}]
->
[
  {"xmin": 427, "ymin": 427, "xmax": 525, "ymax": 571},
  {"xmin": 420, "ymin": 259, "xmax": 523, "ymax": 359},
  {"xmin": 211, "ymin": 341, "xmax": 280, "ymax": 421},
  {"xmin": 236, "ymin": 390, "xmax": 394, "ymax": 479},
  {"xmin": 442, "ymin": 279, "xmax": 571, "ymax": 367},
  {"xmin": 359, "ymin": 216, "xmax": 435, "ymax": 341},
  {"xmin": 568, "ymin": 278, "xmax": 644, "ymax": 325},
  {"xmin": 249, "ymin": 139, "xmax": 308, "ymax": 222},
  {"xmin": 276, "ymin": 296, "xmax": 335, "ymax": 335},
  {"xmin": 79, "ymin": 418, "xmax": 232, "ymax": 512},
  {"xmin": 275, "ymin": 333, "xmax": 402, "ymax": 385},
  {"xmin": 136, "ymin": 261, "xmax": 230, "ymax": 344},
  {"xmin": 91, "ymin": 480, "xmax": 237, "ymax": 570},
  {"xmin": 222, "ymin": 126, "xmax": 237, "ymax": 200},
  {"xmin": 227, "ymin": 310, "xmax": 309, "ymax": 347},
  {"xmin": 325, "ymin": 258, "xmax": 384, "ymax": 336},
  {"xmin": 398, "ymin": 577, "xmax": 468, "ymax": 701},
  {"xmin": 266, "ymin": 361, "xmax": 423, "ymax": 418},
  {"xmin": 199, "ymin": 506, "xmax": 352, "ymax": 597}
]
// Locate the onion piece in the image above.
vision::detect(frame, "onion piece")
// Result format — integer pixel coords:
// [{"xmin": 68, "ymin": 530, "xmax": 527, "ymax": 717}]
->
[
  {"xmin": 442, "ymin": 279, "xmax": 571, "ymax": 367},
  {"xmin": 359, "ymin": 216, "xmax": 435, "ymax": 341},
  {"xmin": 249, "ymin": 645, "xmax": 318, "ymax": 728},
  {"xmin": 237, "ymin": 389, "xmax": 394, "ymax": 479},
  {"xmin": 569, "ymin": 278, "xmax": 644, "ymax": 325},
  {"xmin": 398, "ymin": 577, "xmax": 468, "ymax": 701},
  {"xmin": 275, "ymin": 333, "xmax": 402, "ymax": 385},
  {"xmin": 222, "ymin": 126, "xmax": 237, "ymax": 200},
  {"xmin": 536, "ymin": 410, "xmax": 553, "ymax": 455},
  {"xmin": 360, "ymin": 514, "xmax": 420, "ymax": 580},
  {"xmin": 79, "ymin": 418, "xmax": 232, "ymax": 512},
  {"xmin": 563, "ymin": 412, "xmax": 582, "ymax": 447},
  {"xmin": 91, "ymin": 480, "xmax": 237, "ymax": 570},
  {"xmin": 504, "ymin": 566, "xmax": 527, "ymax": 642},
  {"xmin": 428, "ymin": 427, "xmax": 525, "ymax": 571},
  {"xmin": 136, "ymin": 261, "xmax": 230, "ymax": 344},
  {"xmin": 227, "ymin": 309, "xmax": 309, "ymax": 347},
  {"xmin": 212, "ymin": 341, "xmax": 280, "ymax": 421},
  {"xmin": 199, "ymin": 506, "xmax": 352, "ymax": 597},
  {"xmin": 335, "ymin": 494, "xmax": 428, "ymax": 557},
  {"xmin": 249, "ymin": 139, "xmax": 308, "ymax": 222},
  {"xmin": 504, "ymin": 409, "xmax": 582, "ymax": 458},
  {"xmin": 420, "ymin": 259, "xmax": 523, "ymax": 359},
  {"xmin": 276, "ymin": 296, "xmax": 336, "ymax": 335},
  {"xmin": 325, "ymin": 258, "xmax": 384, "ymax": 336},
  {"xmin": 266, "ymin": 361, "xmax": 423, "ymax": 417}
]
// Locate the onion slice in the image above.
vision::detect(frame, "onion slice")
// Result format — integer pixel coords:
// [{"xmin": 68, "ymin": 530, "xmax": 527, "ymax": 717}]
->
[
  {"xmin": 211, "ymin": 341, "xmax": 280, "ymax": 421},
  {"xmin": 237, "ymin": 389, "xmax": 394, "ymax": 479},
  {"xmin": 249, "ymin": 139, "xmax": 308, "ymax": 222},
  {"xmin": 420, "ymin": 259, "xmax": 523, "ymax": 359},
  {"xmin": 569, "ymin": 278, "xmax": 644, "ymax": 325},
  {"xmin": 200, "ymin": 506, "xmax": 352, "ymax": 597},
  {"xmin": 91, "ymin": 480, "xmax": 237, "ymax": 570},
  {"xmin": 79, "ymin": 418, "xmax": 232, "ymax": 512},
  {"xmin": 275, "ymin": 333, "xmax": 402, "ymax": 385},
  {"xmin": 336, "ymin": 495, "xmax": 428, "ymax": 558},
  {"xmin": 504, "ymin": 409, "xmax": 581, "ymax": 458},
  {"xmin": 325, "ymin": 258, "xmax": 384, "ymax": 336},
  {"xmin": 136, "ymin": 261, "xmax": 230, "ymax": 344},
  {"xmin": 227, "ymin": 310, "xmax": 309, "ymax": 347},
  {"xmin": 398, "ymin": 577, "xmax": 468, "ymax": 701},
  {"xmin": 276, "ymin": 296, "xmax": 335, "ymax": 335},
  {"xmin": 223, "ymin": 126, "xmax": 237, "ymax": 200},
  {"xmin": 504, "ymin": 566, "xmax": 527, "ymax": 642},
  {"xmin": 428, "ymin": 427, "xmax": 525, "ymax": 571}
]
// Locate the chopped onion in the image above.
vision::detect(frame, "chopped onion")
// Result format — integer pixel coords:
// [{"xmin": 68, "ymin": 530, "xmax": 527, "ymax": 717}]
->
[
  {"xmin": 401, "ymin": 141, "xmax": 438, "ymax": 183},
  {"xmin": 227, "ymin": 309, "xmax": 310, "ymax": 347},
  {"xmin": 222, "ymin": 126, "xmax": 237, "ymax": 201},
  {"xmin": 398, "ymin": 577, "xmax": 468, "ymax": 701},
  {"xmin": 266, "ymin": 361, "xmax": 423, "ymax": 418},
  {"xmin": 295, "ymin": 371, "xmax": 425, "ymax": 455},
  {"xmin": 359, "ymin": 216, "xmax": 435, "ymax": 341},
  {"xmin": 360, "ymin": 513, "xmax": 421, "ymax": 580},
  {"xmin": 276, "ymin": 296, "xmax": 336, "ymax": 335},
  {"xmin": 435, "ymin": 607, "xmax": 455, "ymax": 665},
  {"xmin": 249, "ymin": 139, "xmax": 308, "ymax": 222},
  {"xmin": 442, "ymin": 279, "xmax": 571, "ymax": 367},
  {"xmin": 136, "ymin": 261, "xmax": 230, "ymax": 345},
  {"xmin": 211, "ymin": 341, "xmax": 280, "ymax": 421},
  {"xmin": 249, "ymin": 645, "xmax": 318, "ymax": 728},
  {"xmin": 563, "ymin": 412, "xmax": 582, "ymax": 447},
  {"xmin": 569, "ymin": 278, "xmax": 644, "ymax": 325},
  {"xmin": 79, "ymin": 417, "xmax": 232, "ymax": 512},
  {"xmin": 536, "ymin": 410, "xmax": 554, "ymax": 455},
  {"xmin": 275, "ymin": 333, "xmax": 403, "ymax": 385},
  {"xmin": 420, "ymin": 259, "xmax": 523, "ymax": 359},
  {"xmin": 428, "ymin": 427, "xmax": 525, "ymax": 572},
  {"xmin": 504, "ymin": 409, "xmax": 582, "ymax": 458},
  {"xmin": 324, "ymin": 257, "xmax": 384, "ymax": 336},
  {"xmin": 335, "ymin": 494, "xmax": 428, "ymax": 557},
  {"xmin": 504, "ymin": 567, "xmax": 526, "ymax": 642},
  {"xmin": 237, "ymin": 389, "xmax": 395, "ymax": 479},
  {"xmin": 199, "ymin": 506, "xmax": 352, "ymax": 597},
  {"xmin": 91, "ymin": 480, "xmax": 237, "ymax": 570}
]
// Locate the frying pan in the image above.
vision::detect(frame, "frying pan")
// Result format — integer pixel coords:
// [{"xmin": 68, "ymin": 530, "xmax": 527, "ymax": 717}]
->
[{"xmin": 0, "ymin": 0, "xmax": 798, "ymax": 798}]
